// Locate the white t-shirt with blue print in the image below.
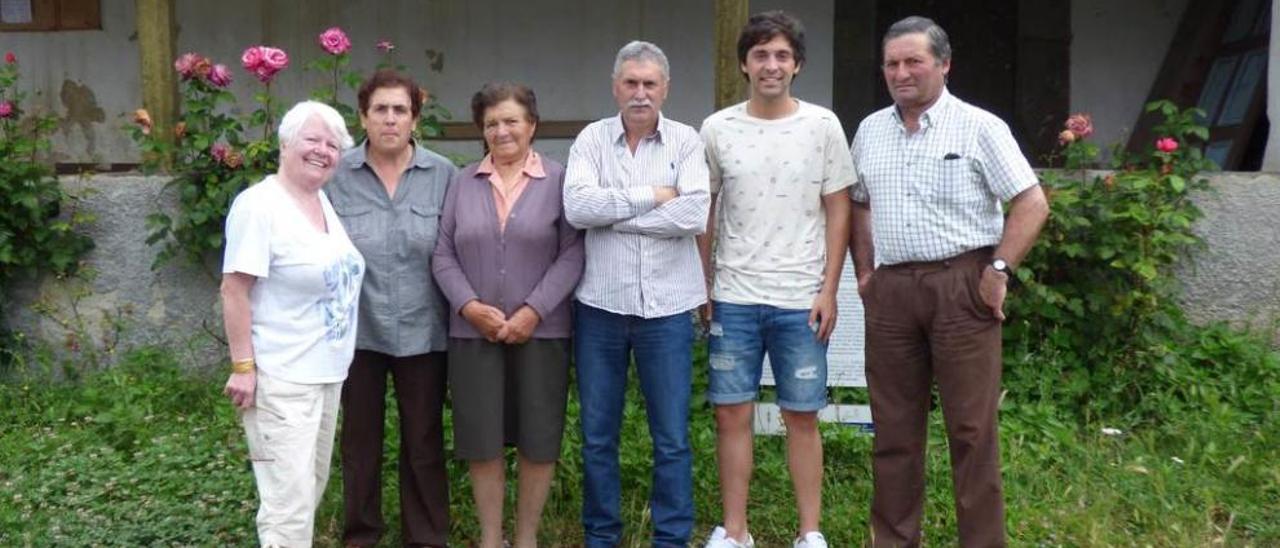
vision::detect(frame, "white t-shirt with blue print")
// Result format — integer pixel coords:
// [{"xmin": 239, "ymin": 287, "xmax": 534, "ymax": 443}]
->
[{"xmin": 223, "ymin": 175, "xmax": 366, "ymax": 384}]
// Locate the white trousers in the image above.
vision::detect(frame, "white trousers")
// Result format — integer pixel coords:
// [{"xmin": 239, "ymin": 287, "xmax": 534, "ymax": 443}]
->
[{"xmin": 241, "ymin": 371, "xmax": 342, "ymax": 547}]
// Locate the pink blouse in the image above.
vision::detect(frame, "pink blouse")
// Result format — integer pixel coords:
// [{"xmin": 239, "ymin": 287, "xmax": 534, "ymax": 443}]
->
[{"xmin": 475, "ymin": 151, "xmax": 546, "ymax": 232}]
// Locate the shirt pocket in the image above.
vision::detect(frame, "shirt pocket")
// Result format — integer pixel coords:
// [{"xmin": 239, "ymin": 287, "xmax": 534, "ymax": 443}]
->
[
  {"xmin": 333, "ymin": 206, "xmax": 376, "ymax": 241},
  {"xmin": 925, "ymin": 156, "xmax": 985, "ymax": 208},
  {"xmin": 406, "ymin": 204, "xmax": 441, "ymax": 258}
]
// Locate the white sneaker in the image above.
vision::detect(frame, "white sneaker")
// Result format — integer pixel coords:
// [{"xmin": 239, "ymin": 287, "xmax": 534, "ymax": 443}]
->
[
  {"xmin": 705, "ymin": 525, "xmax": 755, "ymax": 548},
  {"xmin": 794, "ymin": 531, "xmax": 828, "ymax": 548}
]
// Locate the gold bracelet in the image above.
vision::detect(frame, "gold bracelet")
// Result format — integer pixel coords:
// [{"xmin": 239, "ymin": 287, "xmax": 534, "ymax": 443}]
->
[{"xmin": 230, "ymin": 358, "xmax": 256, "ymax": 374}]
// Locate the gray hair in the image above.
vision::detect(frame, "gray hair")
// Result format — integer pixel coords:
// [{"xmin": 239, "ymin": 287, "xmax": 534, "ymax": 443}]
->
[
  {"xmin": 612, "ymin": 40, "xmax": 670, "ymax": 81},
  {"xmin": 883, "ymin": 16, "xmax": 951, "ymax": 63},
  {"xmin": 277, "ymin": 100, "xmax": 354, "ymax": 150}
]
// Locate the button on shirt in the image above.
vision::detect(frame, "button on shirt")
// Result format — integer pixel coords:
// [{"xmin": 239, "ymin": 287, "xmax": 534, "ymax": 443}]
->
[
  {"xmin": 849, "ymin": 89, "xmax": 1038, "ymax": 265},
  {"xmin": 432, "ymin": 156, "xmax": 584, "ymax": 338},
  {"xmin": 563, "ymin": 114, "xmax": 711, "ymax": 318},
  {"xmin": 325, "ymin": 143, "xmax": 456, "ymax": 356}
]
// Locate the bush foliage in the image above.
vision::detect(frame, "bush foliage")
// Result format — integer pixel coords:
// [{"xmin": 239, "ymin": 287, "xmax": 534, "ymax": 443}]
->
[{"xmin": 0, "ymin": 54, "xmax": 94, "ymax": 300}]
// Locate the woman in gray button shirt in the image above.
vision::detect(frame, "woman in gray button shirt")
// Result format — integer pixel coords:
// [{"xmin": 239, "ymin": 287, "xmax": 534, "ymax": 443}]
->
[
  {"xmin": 325, "ymin": 69, "xmax": 455, "ymax": 548},
  {"xmin": 433, "ymin": 82, "xmax": 584, "ymax": 548}
]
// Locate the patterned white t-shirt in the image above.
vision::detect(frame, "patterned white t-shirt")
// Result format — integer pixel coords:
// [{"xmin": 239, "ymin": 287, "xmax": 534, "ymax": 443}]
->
[
  {"xmin": 702, "ymin": 100, "xmax": 856, "ymax": 309},
  {"xmin": 222, "ymin": 175, "xmax": 365, "ymax": 384}
]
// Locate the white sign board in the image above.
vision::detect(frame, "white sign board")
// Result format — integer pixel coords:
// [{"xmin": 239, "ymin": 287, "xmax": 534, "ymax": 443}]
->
[
  {"xmin": 761, "ymin": 255, "xmax": 865, "ymax": 387},
  {"xmin": 753, "ymin": 403, "xmax": 873, "ymax": 435}
]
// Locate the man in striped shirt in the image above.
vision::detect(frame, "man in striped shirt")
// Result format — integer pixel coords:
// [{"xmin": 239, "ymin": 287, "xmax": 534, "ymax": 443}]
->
[
  {"xmin": 849, "ymin": 16, "xmax": 1050, "ymax": 547},
  {"xmin": 700, "ymin": 11, "xmax": 853, "ymax": 548},
  {"xmin": 562, "ymin": 40, "xmax": 710, "ymax": 548}
]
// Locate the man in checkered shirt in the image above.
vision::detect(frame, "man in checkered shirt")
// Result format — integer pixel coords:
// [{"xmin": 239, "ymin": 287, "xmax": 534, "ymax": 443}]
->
[{"xmin": 848, "ymin": 15, "xmax": 1050, "ymax": 548}]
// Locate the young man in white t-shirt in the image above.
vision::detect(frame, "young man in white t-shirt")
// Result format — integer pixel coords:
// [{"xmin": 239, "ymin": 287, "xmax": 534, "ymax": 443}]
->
[{"xmin": 698, "ymin": 10, "xmax": 855, "ymax": 548}]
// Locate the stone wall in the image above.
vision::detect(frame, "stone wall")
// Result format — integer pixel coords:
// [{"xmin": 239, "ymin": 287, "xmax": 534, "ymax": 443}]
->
[{"xmin": 4, "ymin": 171, "xmax": 1277, "ymax": 368}]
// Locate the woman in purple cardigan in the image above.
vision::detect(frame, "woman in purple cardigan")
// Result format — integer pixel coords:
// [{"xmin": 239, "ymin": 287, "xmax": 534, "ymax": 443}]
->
[{"xmin": 431, "ymin": 82, "xmax": 584, "ymax": 548}]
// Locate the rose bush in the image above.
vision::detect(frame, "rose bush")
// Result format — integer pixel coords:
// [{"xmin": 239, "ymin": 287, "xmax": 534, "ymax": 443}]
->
[
  {"xmin": 130, "ymin": 26, "xmax": 450, "ymax": 270},
  {"xmin": 1005, "ymin": 100, "xmax": 1218, "ymax": 419},
  {"xmin": 0, "ymin": 52, "xmax": 95, "ymax": 324}
]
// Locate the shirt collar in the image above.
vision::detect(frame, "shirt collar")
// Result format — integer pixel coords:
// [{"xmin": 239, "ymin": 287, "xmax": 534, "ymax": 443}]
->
[
  {"xmin": 609, "ymin": 112, "xmax": 667, "ymax": 145},
  {"xmin": 346, "ymin": 140, "xmax": 439, "ymax": 170},
  {"xmin": 475, "ymin": 150, "xmax": 547, "ymax": 180},
  {"xmin": 892, "ymin": 87, "xmax": 954, "ymax": 131}
]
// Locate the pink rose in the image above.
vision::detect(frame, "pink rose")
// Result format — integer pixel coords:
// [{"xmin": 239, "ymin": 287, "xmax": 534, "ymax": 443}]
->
[
  {"xmin": 1064, "ymin": 113, "xmax": 1093, "ymax": 140},
  {"xmin": 260, "ymin": 47, "xmax": 288, "ymax": 71},
  {"xmin": 4, "ymin": 52, "xmax": 15, "ymax": 65},
  {"xmin": 1058, "ymin": 129, "xmax": 1076, "ymax": 145},
  {"xmin": 207, "ymin": 63, "xmax": 233, "ymax": 87},
  {"xmin": 1155, "ymin": 137, "xmax": 1178, "ymax": 153},
  {"xmin": 240, "ymin": 46, "xmax": 263, "ymax": 71},
  {"xmin": 174, "ymin": 52, "xmax": 202, "ymax": 79},
  {"xmin": 242, "ymin": 46, "xmax": 287, "ymax": 83},
  {"xmin": 375, "ymin": 40, "xmax": 395, "ymax": 53},
  {"xmin": 318, "ymin": 27, "xmax": 351, "ymax": 55},
  {"xmin": 251, "ymin": 46, "xmax": 288, "ymax": 83},
  {"xmin": 211, "ymin": 142, "xmax": 229, "ymax": 163},
  {"xmin": 0, "ymin": 100, "xmax": 13, "ymax": 119}
]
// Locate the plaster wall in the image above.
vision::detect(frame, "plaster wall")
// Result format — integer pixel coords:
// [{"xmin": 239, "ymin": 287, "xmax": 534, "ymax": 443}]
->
[
  {"xmin": 5, "ymin": 0, "xmax": 834, "ymax": 166},
  {"xmin": 1070, "ymin": 0, "xmax": 1190, "ymax": 150}
]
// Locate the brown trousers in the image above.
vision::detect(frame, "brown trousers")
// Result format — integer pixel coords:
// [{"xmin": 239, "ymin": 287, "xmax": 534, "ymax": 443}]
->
[
  {"xmin": 864, "ymin": 248, "xmax": 1006, "ymax": 548},
  {"xmin": 340, "ymin": 350, "xmax": 450, "ymax": 547}
]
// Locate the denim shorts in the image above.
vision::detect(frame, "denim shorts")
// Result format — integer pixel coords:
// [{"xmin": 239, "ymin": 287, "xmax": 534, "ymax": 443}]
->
[{"xmin": 706, "ymin": 300, "xmax": 828, "ymax": 411}]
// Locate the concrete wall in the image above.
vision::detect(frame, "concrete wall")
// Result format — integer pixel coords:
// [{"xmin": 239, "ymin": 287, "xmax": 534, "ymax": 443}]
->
[
  {"xmin": 1070, "ymin": 0, "xmax": 1191, "ymax": 150},
  {"xmin": 1178, "ymin": 172, "xmax": 1280, "ymax": 331},
  {"xmin": 6, "ymin": 0, "xmax": 834, "ymax": 166},
  {"xmin": 3, "ymin": 175, "xmax": 223, "ymax": 364},
  {"xmin": 4, "ymin": 171, "xmax": 1277, "ymax": 366}
]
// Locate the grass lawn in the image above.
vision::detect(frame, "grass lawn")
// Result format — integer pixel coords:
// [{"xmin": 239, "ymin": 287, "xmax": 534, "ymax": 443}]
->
[{"xmin": 2, "ymin": 344, "xmax": 1277, "ymax": 546}]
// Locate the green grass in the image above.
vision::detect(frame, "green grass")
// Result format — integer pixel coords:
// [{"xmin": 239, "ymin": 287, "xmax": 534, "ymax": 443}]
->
[{"xmin": 1, "ymin": 342, "xmax": 1277, "ymax": 546}]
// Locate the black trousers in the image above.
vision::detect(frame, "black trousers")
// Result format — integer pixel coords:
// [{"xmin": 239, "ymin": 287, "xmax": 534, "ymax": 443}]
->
[{"xmin": 340, "ymin": 350, "xmax": 449, "ymax": 547}]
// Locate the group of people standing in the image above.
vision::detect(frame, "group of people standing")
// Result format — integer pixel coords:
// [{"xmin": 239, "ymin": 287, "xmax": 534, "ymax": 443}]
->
[{"xmin": 220, "ymin": 9, "xmax": 1047, "ymax": 548}]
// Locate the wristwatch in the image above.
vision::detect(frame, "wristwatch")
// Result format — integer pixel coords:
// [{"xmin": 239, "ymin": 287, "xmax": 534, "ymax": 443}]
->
[{"xmin": 990, "ymin": 258, "xmax": 1014, "ymax": 286}]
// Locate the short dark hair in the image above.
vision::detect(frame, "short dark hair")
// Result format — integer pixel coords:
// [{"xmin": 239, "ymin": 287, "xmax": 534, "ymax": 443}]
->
[
  {"xmin": 470, "ymin": 81, "xmax": 539, "ymax": 129},
  {"xmin": 357, "ymin": 69, "xmax": 424, "ymax": 118},
  {"xmin": 736, "ymin": 10, "xmax": 806, "ymax": 79},
  {"xmin": 883, "ymin": 16, "xmax": 952, "ymax": 63},
  {"xmin": 470, "ymin": 82, "xmax": 539, "ymax": 154}
]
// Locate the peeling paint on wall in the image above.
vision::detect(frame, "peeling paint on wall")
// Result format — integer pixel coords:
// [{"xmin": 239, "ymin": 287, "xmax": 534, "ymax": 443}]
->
[{"xmin": 59, "ymin": 79, "xmax": 105, "ymax": 159}]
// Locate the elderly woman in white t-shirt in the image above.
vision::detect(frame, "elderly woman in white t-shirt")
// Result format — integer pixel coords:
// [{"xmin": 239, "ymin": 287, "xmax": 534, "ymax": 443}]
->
[{"xmin": 221, "ymin": 100, "xmax": 364, "ymax": 547}]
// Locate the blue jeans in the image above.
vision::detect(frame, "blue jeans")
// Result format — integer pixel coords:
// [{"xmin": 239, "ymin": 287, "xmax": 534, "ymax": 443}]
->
[
  {"xmin": 574, "ymin": 301, "xmax": 694, "ymax": 548},
  {"xmin": 707, "ymin": 301, "xmax": 829, "ymax": 411}
]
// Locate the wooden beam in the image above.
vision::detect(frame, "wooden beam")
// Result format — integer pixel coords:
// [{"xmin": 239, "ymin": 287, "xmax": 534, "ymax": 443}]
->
[
  {"xmin": 714, "ymin": 0, "xmax": 749, "ymax": 110},
  {"xmin": 135, "ymin": 0, "xmax": 177, "ymax": 166}
]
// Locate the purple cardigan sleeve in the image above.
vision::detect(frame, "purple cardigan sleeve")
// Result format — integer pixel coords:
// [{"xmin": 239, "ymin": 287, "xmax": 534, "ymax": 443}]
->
[
  {"xmin": 431, "ymin": 170, "xmax": 479, "ymax": 317},
  {"xmin": 523, "ymin": 169, "xmax": 585, "ymax": 319}
]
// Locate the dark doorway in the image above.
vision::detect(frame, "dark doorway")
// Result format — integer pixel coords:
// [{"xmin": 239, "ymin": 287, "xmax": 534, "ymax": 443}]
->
[{"xmin": 833, "ymin": 0, "xmax": 1071, "ymax": 164}]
